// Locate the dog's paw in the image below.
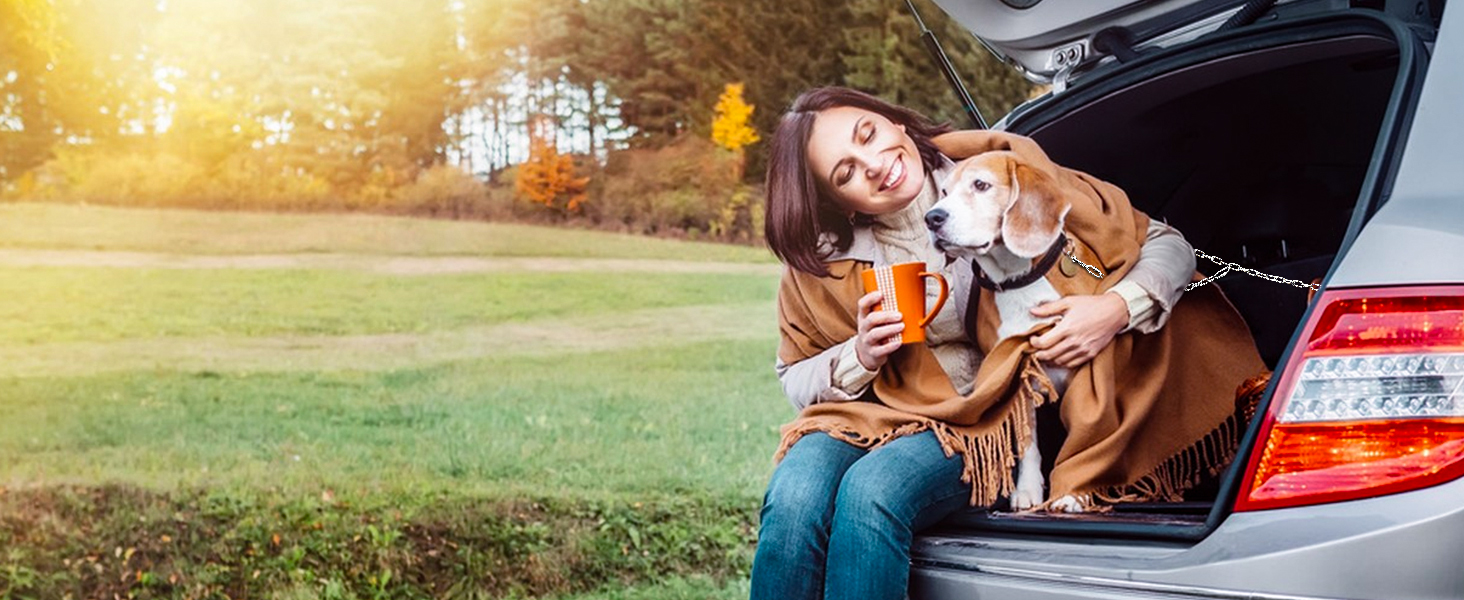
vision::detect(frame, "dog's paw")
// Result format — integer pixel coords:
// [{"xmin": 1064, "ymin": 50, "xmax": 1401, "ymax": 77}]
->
[
  {"xmin": 1010, "ymin": 472, "xmax": 1046, "ymax": 511},
  {"xmin": 1046, "ymin": 495, "xmax": 1087, "ymax": 513}
]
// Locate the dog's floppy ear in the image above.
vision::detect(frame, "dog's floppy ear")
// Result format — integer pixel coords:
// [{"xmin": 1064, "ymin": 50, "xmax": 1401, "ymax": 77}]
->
[{"xmin": 1001, "ymin": 161, "xmax": 1071, "ymax": 258}]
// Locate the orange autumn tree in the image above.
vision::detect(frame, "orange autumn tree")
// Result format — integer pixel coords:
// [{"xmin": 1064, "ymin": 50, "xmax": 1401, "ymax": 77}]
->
[
  {"xmin": 709, "ymin": 82, "xmax": 762, "ymax": 240},
  {"xmin": 711, "ymin": 83, "xmax": 760, "ymax": 154},
  {"xmin": 515, "ymin": 115, "xmax": 588, "ymax": 216}
]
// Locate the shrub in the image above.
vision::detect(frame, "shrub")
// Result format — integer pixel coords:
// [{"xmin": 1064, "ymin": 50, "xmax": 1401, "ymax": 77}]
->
[
  {"xmin": 395, "ymin": 164, "xmax": 490, "ymax": 219},
  {"xmin": 592, "ymin": 136, "xmax": 759, "ymax": 241},
  {"xmin": 22, "ymin": 150, "xmax": 206, "ymax": 207}
]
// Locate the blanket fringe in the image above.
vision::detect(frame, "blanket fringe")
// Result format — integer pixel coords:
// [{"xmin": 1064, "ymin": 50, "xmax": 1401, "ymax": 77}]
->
[
  {"xmin": 1087, "ymin": 410, "xmax": 1244, "ymax": 506},
  {"xmin": 774, "ymin": 355, "xmax": 1061, "ymax": 507}
]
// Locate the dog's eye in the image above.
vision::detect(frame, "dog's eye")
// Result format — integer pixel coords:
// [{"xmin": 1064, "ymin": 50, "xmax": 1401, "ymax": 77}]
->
[
  {"xmin": 973, "ymin": 179, "xmax": 991, "ymax": 193},
  {"xmin": 939, "ymin": 188, "xmax": 948, "ymax": 198}
]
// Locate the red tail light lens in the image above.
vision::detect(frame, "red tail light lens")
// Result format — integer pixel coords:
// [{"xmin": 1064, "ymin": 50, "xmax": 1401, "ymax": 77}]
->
[{"xmin": 1236, "ymin": 286, "xmax": 1464, "ymax": 512}]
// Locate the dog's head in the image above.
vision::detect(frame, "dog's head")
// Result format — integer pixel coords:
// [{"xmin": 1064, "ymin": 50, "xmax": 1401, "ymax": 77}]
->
[{"xmin": 926, "ymin": 151, "xmax": 1071, "ymax": 259}]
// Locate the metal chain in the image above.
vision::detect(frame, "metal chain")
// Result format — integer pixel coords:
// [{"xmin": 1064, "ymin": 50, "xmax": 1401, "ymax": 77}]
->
[
  {"xmin": 1186, "ymin": 248, "xmax": 1320, "ymax": 292},
  {"xmin": 1063, "ymin": 244, "xmax": 1104, "ymax": 279}
]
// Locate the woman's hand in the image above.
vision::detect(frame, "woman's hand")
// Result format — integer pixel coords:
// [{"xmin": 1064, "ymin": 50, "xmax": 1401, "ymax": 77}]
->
[
  {"xmin": 1028, "ymin": 293, "xmax": 1130, "ymax": 368},
  {"xmin": 855, "ymin": 290, "xmax": 905, "ymax": 371}
]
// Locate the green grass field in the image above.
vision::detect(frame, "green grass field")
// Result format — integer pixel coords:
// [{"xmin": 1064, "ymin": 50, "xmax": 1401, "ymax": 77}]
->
[
  {"xmin": 0, "ymin": 267, "xmax": 775, "ymax": 343},
  {"xmin": 0, "ymin": 203, "xmax": 786, "ymax": 599},
  {"xmin": 0, "ymin": 204, "xmax": 776, "ymax": 262}
]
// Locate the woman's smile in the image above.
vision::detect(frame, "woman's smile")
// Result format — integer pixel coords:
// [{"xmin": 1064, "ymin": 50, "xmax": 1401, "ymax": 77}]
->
[{"xmin": 879, "ymin": 155, "xmax": 906, "ymax": 192}]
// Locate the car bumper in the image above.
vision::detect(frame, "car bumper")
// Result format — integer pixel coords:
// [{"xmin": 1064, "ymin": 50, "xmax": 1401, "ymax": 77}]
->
[{"xmin": 910, "ymin": 476, "xmax": 1464, "ymax": 599}]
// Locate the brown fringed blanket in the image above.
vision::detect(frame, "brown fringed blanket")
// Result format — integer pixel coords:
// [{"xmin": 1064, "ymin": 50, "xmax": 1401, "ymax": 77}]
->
[{"xmin": 774, "ymin": 130, "xmax": 1265, "ymax": 507}]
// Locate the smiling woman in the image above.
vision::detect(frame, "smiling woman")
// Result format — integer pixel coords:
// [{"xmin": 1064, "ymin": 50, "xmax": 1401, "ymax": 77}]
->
[{"xmin": 752, "ymin": 86, "xmax": 1201, "ymax": 600}]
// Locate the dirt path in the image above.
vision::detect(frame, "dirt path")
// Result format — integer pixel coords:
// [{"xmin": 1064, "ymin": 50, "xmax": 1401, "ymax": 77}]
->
[
  {"xmin": 0, "ymin": 303, "xmax": 776, "ymax": 377},
  {"xmin": 0, "ymin": 249, "xmax": 781, "ymax": 276}
]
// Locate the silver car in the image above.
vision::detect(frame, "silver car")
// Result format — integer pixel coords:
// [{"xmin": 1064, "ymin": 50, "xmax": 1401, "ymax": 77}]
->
[{"xmin": 910, "ymin": 1, "xmax": 1464, "ymax": 598}]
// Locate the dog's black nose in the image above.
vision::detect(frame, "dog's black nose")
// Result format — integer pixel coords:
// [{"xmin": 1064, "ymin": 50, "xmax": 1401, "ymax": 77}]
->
[{"xmin": 925, "ymin": 208, "xmax": 948, "ymax": 230}]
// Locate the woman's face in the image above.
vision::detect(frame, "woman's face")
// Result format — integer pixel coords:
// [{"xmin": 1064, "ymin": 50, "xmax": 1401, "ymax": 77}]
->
[{"xmin": 805, "ymin": 105, "xmax": 926, "ymax": 216}]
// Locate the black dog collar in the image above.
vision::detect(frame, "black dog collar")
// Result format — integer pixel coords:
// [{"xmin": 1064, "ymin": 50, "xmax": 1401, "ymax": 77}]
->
[{"xmin": 973, "ymin": 234, "xmax": 1069, "ymax": 292}]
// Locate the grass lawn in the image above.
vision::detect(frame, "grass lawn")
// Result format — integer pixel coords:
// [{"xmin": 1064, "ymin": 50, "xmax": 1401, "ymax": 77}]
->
[
  {"xmin": 0, "ymin": 203, "xmax": 776, "ymax": 262},
  {"xmin": 0, "ymin": 267, "xmax": 775, "ymax": 344},
  {"xmin": 0, "ymin": 339, "xmax": 785, "ymax": 501},
  {"xmin": 0, "ymin": 204, "xmax": 788, "ymax": 599}
]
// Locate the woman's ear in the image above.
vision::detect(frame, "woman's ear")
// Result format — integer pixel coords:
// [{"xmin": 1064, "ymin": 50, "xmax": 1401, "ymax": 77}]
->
[{"xmin": 1000, "ymin": 163, "xmax": 1071, "ymax": 258}]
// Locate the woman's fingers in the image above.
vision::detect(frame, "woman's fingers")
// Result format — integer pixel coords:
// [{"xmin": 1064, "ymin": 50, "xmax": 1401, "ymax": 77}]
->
[
  {"xmin": 1030, "ymin": 298, "xmax": 1069, "ymax": 318},
  {"xmin": 861, "ymin": 310, "xmax": 903, "ymax": 332},
  {"xmin": 855, "ymin": 290, "xmax": 904, "ymax": 371},
  {"xmin": 1043, "ymin": 335, "xmax": 1100, "ymax": 367},
  {"xmin": 867, "ymin": 322, "xmax": 905, "ymax": 345},
  {"xmin": 855, "ymin": 319, "xmax": 903, "ymax": 371},
  {"xmin": 867, "ymin": 333, "xmax": 903, "ymax": 360},
  {"xmin": 1051, "ymin": 346, "xmax": 1090, "ymax": 368},
  {"xmin": 1031, "ymin": 325, "xmax": 1070, "ymax": 351},
  {"xmin": 857, "ymin": 291, "xmax": 883, "ymax": 317},
  {"xmin": 1033, "ymin": 330, "xmax": 1082, "ymax": 362}
]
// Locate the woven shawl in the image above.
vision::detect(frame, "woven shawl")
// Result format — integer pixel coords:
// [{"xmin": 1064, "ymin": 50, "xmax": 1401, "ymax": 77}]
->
[{"xmin": 774, "ymin": 130, "xmax": 1265, "ymax": 506}]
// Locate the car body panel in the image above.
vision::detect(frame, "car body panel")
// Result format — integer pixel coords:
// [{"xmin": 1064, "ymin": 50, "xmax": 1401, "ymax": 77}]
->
[
  {"xmin": 932, "ymin": 0, "xmax": 1249, "ymax": 82},
  {"xmin": 913, "ymin": 477, "xmax": 1464, "ymax": 599},
  {"xmin": 1329, "ymin": 0, "xmax": 1464, "ymax": 287}
]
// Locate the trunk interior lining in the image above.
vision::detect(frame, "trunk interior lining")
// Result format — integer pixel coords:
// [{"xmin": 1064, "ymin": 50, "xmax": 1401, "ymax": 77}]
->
[{"xmin": 937, "ymin": 31, "xmax": 1404, "ymax": 529}]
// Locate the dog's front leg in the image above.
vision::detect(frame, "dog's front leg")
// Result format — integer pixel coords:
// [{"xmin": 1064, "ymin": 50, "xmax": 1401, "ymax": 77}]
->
[{"xmin": 1010, "ymin": 405, "xmax": 1045, "ymax": 511}]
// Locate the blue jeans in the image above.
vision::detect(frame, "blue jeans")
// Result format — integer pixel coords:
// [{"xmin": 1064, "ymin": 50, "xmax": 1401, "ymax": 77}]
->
[{"xmin": 749, "ymin": 431, "xmax": 971, "ymax": 600}]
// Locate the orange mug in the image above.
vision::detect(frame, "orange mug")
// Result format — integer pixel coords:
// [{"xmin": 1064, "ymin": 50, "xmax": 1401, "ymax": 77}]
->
[{"xmin": 860, "ymin": 262, "xmax": 949, "ymax": 344}]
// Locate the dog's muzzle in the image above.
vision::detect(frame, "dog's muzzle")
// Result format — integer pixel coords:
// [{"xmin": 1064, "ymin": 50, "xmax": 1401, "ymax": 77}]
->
[
  {"xmin": 926, "ymin": 208, "xmax": 952, "ymax": 253},
  {"xmin": 925, "ymin": 207, "xmax": 948, "ymax": 231}
]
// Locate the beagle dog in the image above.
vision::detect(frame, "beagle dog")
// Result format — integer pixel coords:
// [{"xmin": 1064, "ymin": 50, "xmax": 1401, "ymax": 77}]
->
[{"xmin": 924, "ymin": 151, "xmax": 1084, "ymax": 512}]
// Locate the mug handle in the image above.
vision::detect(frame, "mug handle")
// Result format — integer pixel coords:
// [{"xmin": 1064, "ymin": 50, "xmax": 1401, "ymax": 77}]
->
[{"xmin": 917, "ymin": 272, "xmax": 949, "ymax": 329}]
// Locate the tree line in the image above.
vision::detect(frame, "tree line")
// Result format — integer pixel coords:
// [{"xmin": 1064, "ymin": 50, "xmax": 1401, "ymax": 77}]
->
[{"xmin": 0, "ymin": 0, "xmax": 1032, "ymax": 241}]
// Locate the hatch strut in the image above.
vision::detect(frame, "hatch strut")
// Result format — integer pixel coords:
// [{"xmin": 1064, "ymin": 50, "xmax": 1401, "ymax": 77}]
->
[{"xmin": 904, "ymin": 0, "xmax": 987, "ymax": 129}]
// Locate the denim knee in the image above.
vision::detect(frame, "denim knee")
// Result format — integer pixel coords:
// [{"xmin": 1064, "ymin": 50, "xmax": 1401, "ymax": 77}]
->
[
  {"xmin": 760, "ymin": 465, "xmax": 841, "ymax": 541},
  {"xmin": 830, "ymin": 433, "xmax": 967, "ymax": 530},
  {"xmin": 831, "ymin": 464, "xmax": 906, "ymax": 528},
  {"xmin": 756, "ymin": 433, "xmax": 860, "ymax": 547}
]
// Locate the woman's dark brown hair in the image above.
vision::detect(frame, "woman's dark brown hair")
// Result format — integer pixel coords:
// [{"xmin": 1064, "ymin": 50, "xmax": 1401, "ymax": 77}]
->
[{"xmin": 764, "ymin": 87, "xmax": 952, "ymax": 276}]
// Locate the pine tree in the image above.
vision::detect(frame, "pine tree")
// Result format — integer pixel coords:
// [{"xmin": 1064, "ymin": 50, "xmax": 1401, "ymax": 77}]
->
[{"xmin": 842, "ymin": 0, "xmax": 1031, "ymax": 128}]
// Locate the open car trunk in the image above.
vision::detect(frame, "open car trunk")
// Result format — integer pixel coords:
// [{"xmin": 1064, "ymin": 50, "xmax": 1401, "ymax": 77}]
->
[{"xmin": 931, "ymin": 10, "xmax": 1429, "ymax": 536}]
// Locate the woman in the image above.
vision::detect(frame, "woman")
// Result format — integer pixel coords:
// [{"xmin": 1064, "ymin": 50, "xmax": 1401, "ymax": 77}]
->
[{"xmin": 749, "ymin": 87, "xmax": 1205, "ymax": 600}]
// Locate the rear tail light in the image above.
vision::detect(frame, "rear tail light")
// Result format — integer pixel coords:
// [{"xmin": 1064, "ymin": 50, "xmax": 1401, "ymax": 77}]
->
[{"xmin": 1235, "ymin": 286, "xmax": 1464, "ymax": 512}]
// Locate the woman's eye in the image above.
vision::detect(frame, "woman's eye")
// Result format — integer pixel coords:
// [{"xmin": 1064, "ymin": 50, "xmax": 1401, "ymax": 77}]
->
[
  {"xmin": 864, "ymin": 126, "xmax": 874, "ymax": 143},
  {"xmin": 973, "ymin": 179, "xmax": 991, "ymax": 192}
]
